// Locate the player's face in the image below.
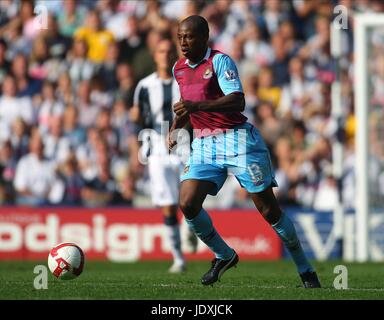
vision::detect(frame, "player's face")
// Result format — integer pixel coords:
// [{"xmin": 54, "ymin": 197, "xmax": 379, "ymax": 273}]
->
[{"xmin": 177, "ymin": 22, "xmax": 208, "ymax": 63}]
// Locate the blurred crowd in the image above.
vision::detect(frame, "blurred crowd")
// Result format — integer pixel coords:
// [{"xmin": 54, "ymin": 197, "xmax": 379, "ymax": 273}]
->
[{"xmin": 0, "ymin": 0, "xmax": 383, "ymax": 209}]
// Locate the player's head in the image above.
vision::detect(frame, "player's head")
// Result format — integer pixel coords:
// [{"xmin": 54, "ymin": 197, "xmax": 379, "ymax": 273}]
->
[
  {"xmin": 154, "ymin": 37, "xmax": 177, "ymax": 72},
  {"xmin": 177, "ymin": 15, "xmax": 209, "ymax": 63}
]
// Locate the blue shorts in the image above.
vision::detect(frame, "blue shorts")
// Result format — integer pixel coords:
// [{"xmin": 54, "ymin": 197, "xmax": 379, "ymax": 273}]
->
[{"xmin": 180, "ymin": 122, "xmax": 277, "ymax": 195}]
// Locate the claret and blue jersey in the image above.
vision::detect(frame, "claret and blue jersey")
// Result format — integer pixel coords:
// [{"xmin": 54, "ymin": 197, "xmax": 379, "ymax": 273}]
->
[
  {"xmin": 173, "ymin": 48, "xmax": 277, "ymax": 195},
  {"xmin": 173, "ymin": 47, "xmax": 247, "ymax": 135}
]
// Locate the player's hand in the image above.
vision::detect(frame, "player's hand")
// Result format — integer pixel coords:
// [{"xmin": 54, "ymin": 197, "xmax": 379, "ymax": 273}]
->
[
  {"xmin": 167, "ymin": 131, "xmax": 177, "ymax": 152},
  {"xmin": 173, "ymin": 100, "xmax": 197, "ymax": 117}
]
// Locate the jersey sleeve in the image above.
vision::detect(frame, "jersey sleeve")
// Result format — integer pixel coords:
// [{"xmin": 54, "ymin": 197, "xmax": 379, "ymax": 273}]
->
[
  {"xmin": 212, "ymin": 54, "xmax": 243, "ymax": 95},
  {"xmin": 133, "ymin": 81, "xmax": 143, "ymax": 107}
]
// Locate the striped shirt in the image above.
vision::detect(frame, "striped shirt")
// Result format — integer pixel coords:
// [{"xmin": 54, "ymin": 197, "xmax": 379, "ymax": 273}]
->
[{"xmin": 133, "ymin": 72, "xmax": 180, "ymax": 156}]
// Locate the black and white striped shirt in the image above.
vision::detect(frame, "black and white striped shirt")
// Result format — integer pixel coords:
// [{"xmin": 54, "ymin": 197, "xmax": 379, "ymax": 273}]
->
[{"xmin": 133, "ymin": 72, "xmax": 180, "ymax": 133}]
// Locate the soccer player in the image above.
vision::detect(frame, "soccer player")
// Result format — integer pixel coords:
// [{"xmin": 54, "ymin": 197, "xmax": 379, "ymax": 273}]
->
[
  {"xmin": 168, "ymin": 15, "xmax": 321, "ymax": 288},
  {"xmin": 132, "ymin": 37, "xmax": 196, "ymax": 273}
]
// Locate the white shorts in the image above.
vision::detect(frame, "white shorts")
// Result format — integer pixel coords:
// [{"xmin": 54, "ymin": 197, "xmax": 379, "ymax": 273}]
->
[{"xmin": 148, "ymin": 155, "xmax": 182, "ymax": 207}]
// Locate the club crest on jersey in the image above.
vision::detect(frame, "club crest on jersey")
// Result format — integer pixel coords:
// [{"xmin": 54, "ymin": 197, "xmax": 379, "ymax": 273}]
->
[
  {"xmin": 224, "ymin": 69, "xmax": 237, "ymax": 81},
  {"xmin": 203, "ymin": 67, "xmax": 213, "ymax": 79},
  {"xmin": 183, "ymin": 165, "xmax": 190, "ymax": 174}
]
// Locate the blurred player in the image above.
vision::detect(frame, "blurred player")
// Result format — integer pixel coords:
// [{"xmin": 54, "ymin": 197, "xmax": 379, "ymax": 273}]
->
[
  {"xmin": 169, "ymin": 15, "xmax": 321, "ymax": 287},
  {"xmin": 132, "ymin": 37, "xmax": 196, "ymax": 273}
]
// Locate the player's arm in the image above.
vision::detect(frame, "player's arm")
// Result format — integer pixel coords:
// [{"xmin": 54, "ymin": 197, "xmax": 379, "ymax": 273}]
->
[
  {"xmin": 170, "ymin": 113, "xmax": 190, "ymax": 131},
  {"xmin": 168, "ymin": 114, "xmax": 190, "ymax": 151},
  {"xmin": 131, "ymin": 81, "xmax": 144, "ymax": 125},
  {"xmin": 173, "ymin": 92, "xmax": 244, "ymax": 116}
]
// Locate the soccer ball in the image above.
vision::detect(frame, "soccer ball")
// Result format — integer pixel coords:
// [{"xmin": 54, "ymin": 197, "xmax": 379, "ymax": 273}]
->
[{"xmin": 48, "ymin": 243, "xmax": 85, "ymax": 280}]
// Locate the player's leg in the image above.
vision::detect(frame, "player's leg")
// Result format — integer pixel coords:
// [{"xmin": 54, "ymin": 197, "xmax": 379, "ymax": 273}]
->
[
  {"xmin": 162, "ymin": 204, "xmax": 185, "ymax": 273},
  {"xmin": 249, "ymin": 186, "xmax": 320, "ymax": 288},
  {"xmin": 231, "ymin": 122, "xmax": 320, "ymax": 288},
  {"xmin": 148, "ymin": 156, "xmax": 185, "ymax": 273},
  {"xmin": 179, "ymin": 179, "xmax": 238, "ymax": 285}
]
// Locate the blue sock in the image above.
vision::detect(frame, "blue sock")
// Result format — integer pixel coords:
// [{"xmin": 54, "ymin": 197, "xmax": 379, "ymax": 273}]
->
[
  {"xmin": 272, "ymin": 212, "xmax": 314, "ymax": 274},
  {"xmin": 185, "ymin": 208, "xmax": 234, "ymax": 260}
]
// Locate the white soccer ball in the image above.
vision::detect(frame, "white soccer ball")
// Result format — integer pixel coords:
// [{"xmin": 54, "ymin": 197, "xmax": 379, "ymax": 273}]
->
[{"xmin": 48, "ymin": 243, "xmax": 85, "ymax": 280}]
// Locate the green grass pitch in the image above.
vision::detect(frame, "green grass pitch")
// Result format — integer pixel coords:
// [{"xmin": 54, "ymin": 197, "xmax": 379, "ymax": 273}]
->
[{"xmin": 1, "ymin": 260, "xmax": 384, "ymax": 300}]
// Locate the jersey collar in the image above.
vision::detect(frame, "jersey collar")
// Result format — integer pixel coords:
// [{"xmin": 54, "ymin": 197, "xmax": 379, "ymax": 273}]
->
[{"xmin": 185, "ymin": 47, "xmax": 211, "ymax": 69}]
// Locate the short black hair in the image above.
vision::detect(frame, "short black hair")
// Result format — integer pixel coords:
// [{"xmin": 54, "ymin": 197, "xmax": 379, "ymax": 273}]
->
[{"xmin": 180, "ymin": 15, "xmax": 209, "ymax": 37}]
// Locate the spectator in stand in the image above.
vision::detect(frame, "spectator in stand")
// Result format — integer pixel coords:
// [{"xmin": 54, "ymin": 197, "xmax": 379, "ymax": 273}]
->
[
  {"xmin": 278, "ymin": 20, "xmax": 302, "ymax": 57},
  {"xmin": 220, "ymin": 0, "xmax": 259, "ymax": 44},
  {"xmin": 299, "ymin": 15, "xmax": 332, "ymax": 79},
  {"xmin": 29, "ymin": 36, "xmax": 50, "ymax": 81},
  {"xmin": 76, "ymin": 126, "xmax": 101, "ymax": 181},
  {"xmin": 89, "ymin": 75, "xmax": 114, "ymax": 109},
  {"xmin": 56, "ymin": 72, "xmax": 75, "ymax": 105},
  {"xmin": 37, "ymin": 81, "xmax": 64, "ymax": 135},
  {"xmin": 14, "ymin": 130, "xmax": 62, "ymax": 206},
  {"xmin": 139, "ymin": 0, "xmax": 163, "ymax": 34},
  {"xmin": 74, "ymin": 9, "xmax": 115, "ymax": 64},
  {"xmin": 256, "ymin": 67, "xmax": 281, "ymax": 110},
  {"xmin": 241, "ymin": 75, "xmax": 259, "ymax": 123},
  {"xmin": 11, "ymin": 53, "xmax": 43, "ymax": 97},
  {"xmin": 371, "ymin": 53, "xmax": 384, "ymax": 106},
  {"xmin": 39, "ymin": 15, "xmax": 72, "ymax": 80},
  {"xmin": 118, "ymin": 15, "xmax": 146, "ymax": 64},
  {"xmin": 20, "ymin": 0, "xmax": 39, "ymax": 41},
  {"xmin": 57, "ymin": 153, "xmax": 85, "ymax": 205},
  {"xmin": 273, "ymin": 136, "xmax": 296, "ymax": 204},
  {"xmin": 0, "ymin": 140, "xmax": 17, "ymax": 204},
  {"xmin": 240, "ymin": 21, "xmax": 274, "ymax": 67},
  {"xmin": 43, "ymin": 115, "xmax": 71, "ymax": 164},
  {"xmin": 63, "ymin": 104, "xmax": 87, "ymax": 150},
  {"xmin": 0, "ymin": 39, "xmax": 10, "ymax": 86},
  {"xmin": 81, "ymin": 139, "xmax": 123, "ymax": 207},
  {"xmin": 0, "ymin": 0, "xmax": 18, "ymax": 28},
  {"xmin": 97, "ymin": 42, "xmax": 120, "ymax": 92},
  {"xmin": 115, "ymin": 62, "xmax": 136, "ymax": 108},
  {"xmin": 9, "ymin": 117, "xmax": 30, "ymax": 161},
  {"xmin": 75, "ymin": 80, "xmax": 101, "ymax": 128},
  {"xmin": 279, "ymin": 56, "xmax": 323, "ymax": 120},
  {"xmin": 129, "ymin": 28, "xmax": 158, "ymax": 80},
  {"xmin": 291, "ymin": 0, "xmax": 318, "ymax": 40},
  {"xmin": 270, "ymin": 32, "xmax": 290, "ymax": 86},
  {"xmin": 98, "ymin": 0, "xmax": 129, "ymax": 41},
  {"xmin": 0, "ymin": 75, "xmax": 34, "ymax": 133},
  {"xmin": 57, "ymin": 0, "xmax": 86, "ymax": 38},
  {"xmin": 257, "ymin": 0, "xmax": 289, "ymax": 40},
  {"xmin": 255, "ymin": 101, "xmax": 286, "ymax": 148},
  {"xmin": 0, "ymin": 17, "xmax": 31, "ymax": 59},
  {"xmin": 95, "ymin": 108, "xmax": 120, "ymax": 157},
  {"xmin": 111, "ymin": 98, "xmax": 138, "ymax": 158},
  {"xmin": 67, "ymin": 38, "xmax": 96, "ymax": 86}
]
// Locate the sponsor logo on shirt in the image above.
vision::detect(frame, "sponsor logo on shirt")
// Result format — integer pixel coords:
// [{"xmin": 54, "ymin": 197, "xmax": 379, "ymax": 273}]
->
[{"xmin": 224, "ymin": 69, "xmax": 237, "ymax": 81}]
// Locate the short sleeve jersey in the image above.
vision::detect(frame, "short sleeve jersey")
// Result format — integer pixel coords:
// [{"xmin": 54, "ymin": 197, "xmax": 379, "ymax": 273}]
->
[{"xmin": 173, "ymin": 48, "xmax": 247, "ymax": 137}]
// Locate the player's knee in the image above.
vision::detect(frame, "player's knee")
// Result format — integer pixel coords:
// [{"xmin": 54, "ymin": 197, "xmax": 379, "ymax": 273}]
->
[
  {"xmin": 259, "ymin": 202, "xmax": 281, "ymax": 224},
  {"xmin": 179, "ymin": 196, "xmax": 200, "ymax": 219}
]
